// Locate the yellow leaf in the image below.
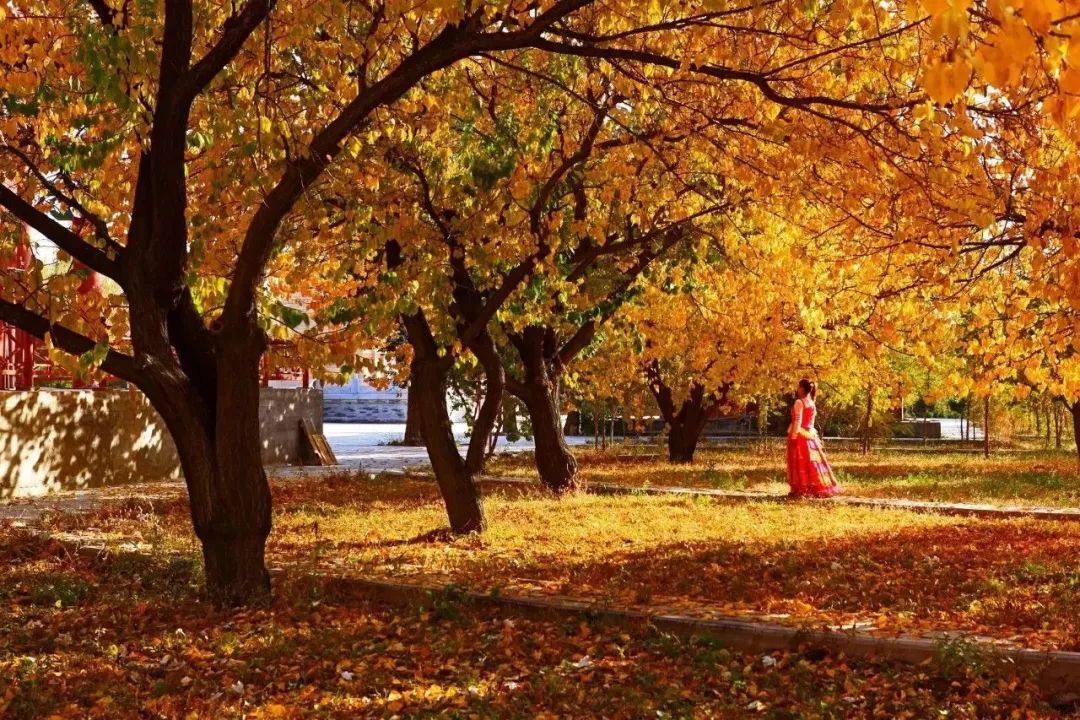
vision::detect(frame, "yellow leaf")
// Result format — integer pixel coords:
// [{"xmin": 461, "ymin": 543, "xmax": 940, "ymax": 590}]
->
[
  {"xmin": 1060, "ymin": 66, "xmax": 1080, "ymax": 94},
  {"xmin": 924, "ymin": 57, "xmax": 971, "ymax": 104},
  {"xmin": 1020, "ymin": 0, "xmax": 1062, "ymax": 34}
]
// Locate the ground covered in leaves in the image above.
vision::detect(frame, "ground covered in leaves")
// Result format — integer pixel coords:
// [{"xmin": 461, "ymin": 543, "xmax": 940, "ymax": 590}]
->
[
  {"xmin": 488, "ymin": 446, "xmax": 1080, "ymax": 508},
  {"xmin": 35, "ymin": 470, "xmax": 1080, "ymax": 652},
  {"xmin": 0, "ymin": 527, "xmax": 1068, "ymax": 719}
]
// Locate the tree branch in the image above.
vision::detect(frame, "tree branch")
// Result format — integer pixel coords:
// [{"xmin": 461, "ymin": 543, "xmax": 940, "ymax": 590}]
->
[
  {"xmin": 0, "ymin": 185, "xmax": 122, "ymax": 280},
  {"xmin": 177, "ymin": 0, "xmax": 273, "ymax": 107},
  {"xmin": 85, "ymin": 0, "xmax": 117, "ymax": 29},
  {"xmin": 528, "ymin": 38, "xmax": 905, "ymax": 116},
  {"xmin": 530, "ymin": 104, "xmax": 609, "ymax": 236},
  {"xmin": 556, "ymin": 229, "xmax": 683, "ymax": 366},
  {"xmin": 221, "ymin": 0, "xmax": 595, "ymax": 332},
  {"xmin": 1, "ymin": 144, "xmax": 122, "ymax": 257},
  {"xmin": 0, "ymin": 297, "xmax": 142, "ymax": 384}
]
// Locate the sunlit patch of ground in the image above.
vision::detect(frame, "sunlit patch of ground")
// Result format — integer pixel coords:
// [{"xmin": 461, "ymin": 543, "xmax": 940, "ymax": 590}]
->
[
  {"xmin": 488, "ymin": 446, "xmax": 1080, "ymax": 507},
  {"xmin": 38, "ymin": 472, "xmax": 1080, "ymax": 651}
]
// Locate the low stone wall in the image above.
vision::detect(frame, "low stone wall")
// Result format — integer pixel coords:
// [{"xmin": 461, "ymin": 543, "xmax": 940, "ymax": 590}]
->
[
  {"xmin": 323, "ymin": 397, "xmax": 407, "ymax": 423},
  {"xmin": 259, "ymin": 388, "xmax": 323, "ymax": 464},
  {"xmin": 893, "ymin": 420, "xmax": 943, "ymax": 439},
  {"xmin": 0, "ymin": 388, "xmax": 322, "ymax": 499}
]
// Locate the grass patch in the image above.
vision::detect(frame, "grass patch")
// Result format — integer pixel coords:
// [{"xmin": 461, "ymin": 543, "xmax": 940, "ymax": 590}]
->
[{"xmin": 489, "ymin": 446, "xmax": 1080, "ymax": 507}]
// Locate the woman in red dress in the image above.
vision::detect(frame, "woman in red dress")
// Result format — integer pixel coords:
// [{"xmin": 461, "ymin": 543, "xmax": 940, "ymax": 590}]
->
[{"xmin": 786, "ymin": 378, "xmax": 841, "ymax": 498}]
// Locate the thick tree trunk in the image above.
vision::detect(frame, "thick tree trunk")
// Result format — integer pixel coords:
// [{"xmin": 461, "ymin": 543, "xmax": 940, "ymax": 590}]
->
[
  {"xmin": 403, "ymin": 383, "xmax": 424, "ymax": 446},
  {"xmin": 122, "ymin": 271, "xmax": 273, "ymax": 607},
  {"xmin": 645, "ymin": 363, "xmax": 721, "ymax": 465},
  {"xmin": 147, "ymin": 337, "xmax": 273, "ymax": 607},
  {"xmin": 667, "ymin": 414, "xmax": 707, "ymax": 463},
  {"xmin": 513, "ymin": 377, "xmax": 578, "ymax": 493},
  {"xmin": 395, "ymin": 220, "xmax": 497, "ymax": 533},
  {"xmin": 203, "ymin": 329, "xmax": 273, "ymax": 605},
  {"xmin": 507, "ymin": 327, "xmax": 578, "ymax": 493},
  {"xmin": 410, "ymin": 354, "xmax": 486, "ymax": 533}
]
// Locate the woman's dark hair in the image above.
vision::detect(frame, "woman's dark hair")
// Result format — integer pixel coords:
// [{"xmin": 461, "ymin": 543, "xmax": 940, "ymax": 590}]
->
[{"xmin": 799, "ymin": 377, "xmax": 817, "ymax": 400}]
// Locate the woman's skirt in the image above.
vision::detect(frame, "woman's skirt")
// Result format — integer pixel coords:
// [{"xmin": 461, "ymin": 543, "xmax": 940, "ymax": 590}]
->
[{"xmin": 786, "ymin": 436, "xmax": 841, "ymax": 497}]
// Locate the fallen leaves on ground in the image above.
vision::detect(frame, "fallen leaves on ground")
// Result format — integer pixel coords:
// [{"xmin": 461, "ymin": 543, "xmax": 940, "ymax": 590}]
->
[
  {"xmin": 0, "ymin": 528, "xmax": 1064, "ymax": 718},
  {"xmin": 36, "ymin": 470, "xmax": 1080, "ymax": 651}
]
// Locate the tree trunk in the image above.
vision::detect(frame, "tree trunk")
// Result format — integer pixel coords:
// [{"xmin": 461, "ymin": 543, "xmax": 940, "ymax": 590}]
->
[
  {"xmin": 563, "ymin": 409, "xmax": 580, "ymax": 437},
  {"xmin": 667, "ymin": 413, "xmax": 708, "ymax": 463},
  {"xmin": 511, "ymin": 377, "xmax": 578, "ymax": 493},
  {"xmin": 1071, "ymin": 401, "xmax": 1080, "ymax": 465},
  {"xmin": 114, "ymin": 256, "xmax": 276, "ymax": 608},
  {"xmin": 1046, "ymin": 400, "xmax": 1052, "ymax": 449},
  {"xmin": 645, "ymin": 363, "xmax": 722, "ymax": 465},
  {"xmin": 965, "ymin": 397, "xmax": 971, "ymax": 441},
  {"xmin": 984, "ymin": 395, "xmax": 991, "ymax": 458},
  {"xmin": 410, "ymin": 353, "xmax": 486, "ymax": 533},
  {"xmin": 403, "ymin": 383, "xmax": 424, "ymax": 446},
  {"xmin": 146, "ymin": 325, "xmax": 273, "ymax": 607},
  {"xmin": 204, "ymin": 327, "xmax": 273, "ymax": 605},
  {"xmin": 1054, "ymin": 403, "xmax": 1064, "ymax": 450},
  {"xmin": 507, "ymin": 327, "xmax": 578, "ymax": 493},
  {"xmin": 861, "ymin": 388, "xmax": 873, "ymax": 455},
  {"xmin": 504, "ymin": 394, "xmax": 522, "ymax": 439},
  {"xmin": 166, "ymin": 412, "xmax": 272, "ymax": 608}
]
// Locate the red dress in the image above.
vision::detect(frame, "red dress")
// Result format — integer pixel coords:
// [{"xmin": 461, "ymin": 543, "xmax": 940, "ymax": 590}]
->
[{"xmin": 786, "ymin": 400, "xmax": 841, "ymax": 498}]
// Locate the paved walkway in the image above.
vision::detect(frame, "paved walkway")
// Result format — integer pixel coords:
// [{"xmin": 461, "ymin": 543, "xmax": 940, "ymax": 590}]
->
[
  {"xmin": 0, "ymin": 481, "xmax": 185, "ymax": 525},
  {"xmin": 0, "ymin": 428, "xmax": 590, "ymax": 522}
]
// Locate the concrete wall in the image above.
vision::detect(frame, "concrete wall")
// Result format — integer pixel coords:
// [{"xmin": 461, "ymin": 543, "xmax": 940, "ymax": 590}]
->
[
  {"xmin": 0, "ymin": 388, "xmax": 322, "ymax": 499},
  {"xmin": 321, "ymin": 376, "xmax": 408, "ymax": 423},
  {"xmin": 259, "ymin": 388, "xmax": 323, "ymax": 464}
]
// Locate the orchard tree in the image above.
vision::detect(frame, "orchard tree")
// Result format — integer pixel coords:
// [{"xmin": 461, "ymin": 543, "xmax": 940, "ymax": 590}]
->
[
  {"xmin": 345, "ymin": 0, "xmax": 997, "ymax": 491},
  {"xmin": 0, "ymin": 0, "xmax": 617, "ymax": 604},
  {"xmin": 1, "ymin": 0, "xmax": 1030, "ymax": 581},
  {"xmin": 382, "ymin": 57, "xmax": 733, "ymax": 492},
  {"xmin": 596, "ymin": 211, "xmax": 912, "ymax": 462},
  {"xmin": 294, "ymin": 51, "xmax": 738, "ymax": 505}
]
